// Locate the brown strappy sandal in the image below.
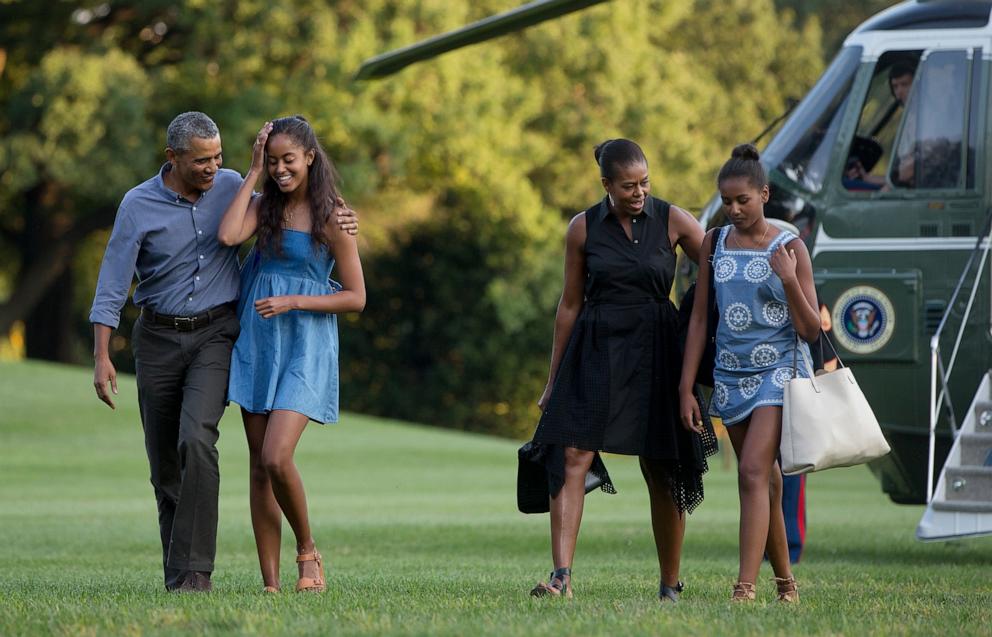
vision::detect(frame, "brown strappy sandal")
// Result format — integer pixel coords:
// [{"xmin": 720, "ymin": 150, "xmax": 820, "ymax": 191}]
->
[
  {"xmin": 774, "ymin": 576, "xmax": 799, "ymax": 603},
  {"xmin": 295, "ymin": 550, "xmax": 326, "ymax": 593},
  {"xmin": 529, "ymin": 567, "xmax": 573, "ymax": 599},
  {"xmin": 731, "ymin": 581, "xmax": 756, "ymax": 602}
]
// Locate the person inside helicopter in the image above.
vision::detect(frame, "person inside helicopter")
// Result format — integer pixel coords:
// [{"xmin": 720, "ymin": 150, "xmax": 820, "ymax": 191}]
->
[
  {"xmin": 843, "ymin": 61, "xmax": 917, "ymax": 191},
  {"xmin": 889, "ymin": 51, "xmax": 971, "ymax": 191}
]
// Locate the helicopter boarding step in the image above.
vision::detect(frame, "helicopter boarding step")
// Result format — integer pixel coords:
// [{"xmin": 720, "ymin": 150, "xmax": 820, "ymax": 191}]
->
[{"xmin": 917, "ymin": 372, "xmax": 992, "ymax": 540}]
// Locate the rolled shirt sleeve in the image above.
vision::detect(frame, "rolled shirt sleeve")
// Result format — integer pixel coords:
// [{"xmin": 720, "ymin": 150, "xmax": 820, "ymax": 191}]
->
[{"xmin": 89, "ymin": 201, "xmax": 141, "ymax": 329}]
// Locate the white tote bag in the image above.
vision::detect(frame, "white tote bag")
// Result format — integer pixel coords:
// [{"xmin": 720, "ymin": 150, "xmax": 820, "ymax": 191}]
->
[{"xmin": 780, "ymin": 334, "xmax": 890, "ymax": 475}]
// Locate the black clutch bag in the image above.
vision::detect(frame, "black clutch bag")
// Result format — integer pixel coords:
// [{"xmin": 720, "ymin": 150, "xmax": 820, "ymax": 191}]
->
[
  {"xmin": 516, "ymin": 441, "xmax": 552, "ymax": 514},
  {"xmin": 516, "ymin": 441, "xmax": 611, "ymax": 514}
]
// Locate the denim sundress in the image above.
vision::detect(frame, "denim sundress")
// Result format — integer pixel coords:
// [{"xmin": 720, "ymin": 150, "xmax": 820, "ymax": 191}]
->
[
  {"xmin": 711, "ymin": 225, "xmax": 811, "ymax": 425},
  {"xmin": 228, "ymin": 230, "xmax": 340, "ymax": 424}
]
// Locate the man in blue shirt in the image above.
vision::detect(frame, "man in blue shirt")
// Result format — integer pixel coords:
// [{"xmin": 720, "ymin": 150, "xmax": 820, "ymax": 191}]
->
[{"xmin": 90, "ymin": 112, "xmax": 355, "ymax": 592}]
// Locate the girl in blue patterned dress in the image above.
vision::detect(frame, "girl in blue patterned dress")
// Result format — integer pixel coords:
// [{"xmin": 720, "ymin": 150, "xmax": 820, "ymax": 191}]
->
[
  {"xmin": 679, "ymin": 144, "xmax": 820, "ymax": 603},
  {"xmin": 218, "ymin": 116, "xmax": 365, "ymax": 594}
]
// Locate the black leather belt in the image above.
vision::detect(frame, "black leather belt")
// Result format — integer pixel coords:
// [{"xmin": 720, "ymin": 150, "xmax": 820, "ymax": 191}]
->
[{"xmin": 141, "ymin": 303, "xmax": 234, "ymax": 332}]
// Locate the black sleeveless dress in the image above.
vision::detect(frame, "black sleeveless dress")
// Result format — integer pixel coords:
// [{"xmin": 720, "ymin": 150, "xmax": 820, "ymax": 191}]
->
[{"xmin": 531, "ymin": 196, "xmax": 717, "ymax": 513}]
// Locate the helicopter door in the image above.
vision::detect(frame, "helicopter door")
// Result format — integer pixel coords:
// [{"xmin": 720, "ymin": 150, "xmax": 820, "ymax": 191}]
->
[
  {"xmin": 840, "ymin": 50, "xmax": 923, "ymax": 193},
  {"xmin": 889, "ymin": 49, "xmax": 983, "ymax": 193},
  {"xmin": 816, "ymin": 46, "xmax": 986, "ymax": 358},
  {"xmin": 812, "ymin": 44, "xmax": 988, "ymax": 436},
  {"xmin": 833, "ymin": 47, "xmax": 985, "ymax": 230}
]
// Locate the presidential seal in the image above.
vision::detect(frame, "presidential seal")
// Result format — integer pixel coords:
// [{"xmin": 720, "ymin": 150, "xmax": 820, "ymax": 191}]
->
[{"xmin": 831, "ymin": 285, "xmax": 895, "ymax": 354}]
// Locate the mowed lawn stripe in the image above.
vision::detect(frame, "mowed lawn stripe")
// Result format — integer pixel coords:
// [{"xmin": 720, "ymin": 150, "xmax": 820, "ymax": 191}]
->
[{"xmin": 1, "ymin": 360, "xmax": 990, "ymax": 636}]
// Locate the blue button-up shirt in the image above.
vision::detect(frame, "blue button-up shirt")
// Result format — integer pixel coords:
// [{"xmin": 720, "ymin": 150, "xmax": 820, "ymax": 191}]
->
[{"xmin": 89, "ymin": 163, "xmax": 244, "ymax": 328}]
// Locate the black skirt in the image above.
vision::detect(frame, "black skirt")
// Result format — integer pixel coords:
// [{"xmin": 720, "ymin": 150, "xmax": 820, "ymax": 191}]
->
[{"xmin": 531, "ymin": 298, "xmax": 717, "ymax": 514}]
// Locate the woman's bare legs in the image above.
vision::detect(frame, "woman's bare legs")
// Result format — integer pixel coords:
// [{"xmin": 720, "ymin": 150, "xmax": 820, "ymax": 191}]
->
[
  {"xmin": 640, "ymin": 458, "xmax": 685, "ymax": 590},
  {"xmin": 765, "ymin": 459, "xmax": 792, "ymax": 578},
  {"xmin": 546, "ymin": 447, "xmax": 595, "ymax": 592},
  {"xmin": 259, "ymin": 409, "xmax": 319, "ymax": 583},
  {"xmin": 725, "ymin": 406, "xmax": 793, "ymax": 587},
  {"xmin": 243, "ymin": 409, "xmax": 282, "ymax": 589}
]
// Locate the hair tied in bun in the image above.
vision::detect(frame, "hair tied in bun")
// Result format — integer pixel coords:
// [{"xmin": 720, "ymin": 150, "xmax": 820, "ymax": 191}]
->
[
  {"xmin": 731, "ymin": 143, "xmax": 760, "ymax": 162},
  {"xmin": 594, "ymin": 138, "xmax": 646, "ymax": 180},
  {"xmin": 718, "ymin": 142, "xmax": 767, "ymax": 188},
  {"xmin": 593, "ymin": 139, "xmax": 615, "ymax": 165}
]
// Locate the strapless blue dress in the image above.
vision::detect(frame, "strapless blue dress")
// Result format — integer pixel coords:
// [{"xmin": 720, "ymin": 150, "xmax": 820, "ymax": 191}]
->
[{"xmin": 228, "ymin": 229, "xmax": 339, "ymax": 424}]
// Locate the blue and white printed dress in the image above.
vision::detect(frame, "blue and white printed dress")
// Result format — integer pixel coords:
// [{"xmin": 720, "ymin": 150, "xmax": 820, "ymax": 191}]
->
[{"xmin": 710, "ymin": 225, "xmax": 811, "ymax": 425}]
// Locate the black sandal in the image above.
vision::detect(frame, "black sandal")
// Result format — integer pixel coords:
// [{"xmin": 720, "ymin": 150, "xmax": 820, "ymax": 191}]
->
[
  {"xmin": 659, "ymin": 580, "xmax": 684, "ymax": 603},
  {"xmin": 530, "ymin": 567, "xmax": 573, "ymax": 599}
]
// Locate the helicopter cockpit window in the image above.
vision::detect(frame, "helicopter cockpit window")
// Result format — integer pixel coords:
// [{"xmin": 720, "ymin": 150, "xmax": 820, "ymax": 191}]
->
[
  {"xmin": 966, "ymin": 48, "xmax": 983, "ymax": 190},
  {"xmin": 763, "ymin": 46, "xmax": 862, "ymax": 194},
  {"xmin": 842, "ymin": 51, "xmax": 922, "ymax": 192},
  {"xmin": 890, "ymin": 50, "xmax": 974, "ymax": 190}
]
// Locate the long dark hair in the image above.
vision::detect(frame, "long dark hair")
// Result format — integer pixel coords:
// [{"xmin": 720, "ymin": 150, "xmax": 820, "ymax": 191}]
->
[{"xmin": 256, "ymin": 115, "xmax": 340, "ymax": 256}]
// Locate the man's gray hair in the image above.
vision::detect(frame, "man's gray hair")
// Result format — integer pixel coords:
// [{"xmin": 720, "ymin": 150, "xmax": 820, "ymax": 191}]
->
[{"xmin": 166, "ymin": 112, "xmax": 220, "ymax": 153}]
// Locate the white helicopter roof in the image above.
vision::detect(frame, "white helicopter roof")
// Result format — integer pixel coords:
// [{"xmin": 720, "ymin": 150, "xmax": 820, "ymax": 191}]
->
[{"xmin": 844, "ymin": 1, "xmax": 992, "ymax": 60}]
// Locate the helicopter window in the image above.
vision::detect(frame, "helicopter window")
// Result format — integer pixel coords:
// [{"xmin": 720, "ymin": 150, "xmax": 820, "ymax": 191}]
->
[
  {"xmin": 891, "ymin": 50, "xmax": 972, "ymax": 190},
  {"xmin": 966, "ymin": 48, "xmax": 983, "ymax": 190},
  {"xmin": 765, "ymin": 184, "xmax": 815, "ymax": 241},
  {"xmin": 763, "ymin": 46, "xmax": 861, "ymax": 194},
  {"xmin": 842, "ymin": 51, "xmax": 922, "ymax": 192}
]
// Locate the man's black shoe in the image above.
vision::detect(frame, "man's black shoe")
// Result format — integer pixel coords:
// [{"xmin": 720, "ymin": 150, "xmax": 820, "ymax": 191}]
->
[{"xmin": 175, "ymin": 571, "xmax": 212, "ymax": 592}]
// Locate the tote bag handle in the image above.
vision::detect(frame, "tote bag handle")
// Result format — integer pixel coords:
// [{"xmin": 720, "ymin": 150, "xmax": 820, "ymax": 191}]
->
[{"xmin": 791, "ymin": 329, "xmax": 853, "ymax": 393}]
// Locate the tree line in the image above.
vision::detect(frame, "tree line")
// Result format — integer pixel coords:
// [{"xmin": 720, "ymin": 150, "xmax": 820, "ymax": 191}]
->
[{"xmin": 0, "ymin": 0, "xmax": 881, "ymax": 436}]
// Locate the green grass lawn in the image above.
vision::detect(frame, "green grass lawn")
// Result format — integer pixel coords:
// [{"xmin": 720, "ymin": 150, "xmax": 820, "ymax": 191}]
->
[{"xmin": 1, "ymin": 360, "xmax": 990, "ymax": 636}]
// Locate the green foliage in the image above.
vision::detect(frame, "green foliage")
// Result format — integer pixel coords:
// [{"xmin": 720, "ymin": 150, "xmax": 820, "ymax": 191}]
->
[
  {"xmin": 776, "ymin": 0, "xmax": 894, "ymax": 56},
  {"xmin": 491, "ymin": 0, "xmax": 825, "ymax": 212},
  {"xmin": 334, "ymin": 0, "xmax": 826, "ymax": 435},
  {"xmin": 2, "ymin": 361, "xmax": 992, "ymax": 636},
  {"xmin": 2, "ymin": 48, "xmax": 154, "ymax": 202},
  {"xmin": 1, "ymin": 0, "xmax": 829, "ymax": 435},
  {"xmin": 670, "ymin": 0, "xmax": 824, "ymax": 180}
]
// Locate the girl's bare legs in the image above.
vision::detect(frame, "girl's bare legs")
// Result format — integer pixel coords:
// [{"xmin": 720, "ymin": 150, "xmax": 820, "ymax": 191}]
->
[
  {"xmin": 547, "ymin": 447, "xmax": 595, "ymax": 592},
  {"xmin": 260, "ymin": 409, "xmax": 319, "ymax": 582},
  {"xmin": 725, "ymin": 406, "xmax": 793, "ymax": 586},
  {"xmin": 243, "ymin": 409, "xmax": 282, "ymax": 589},
  {"xmin": 640, "ymin": 458, "xmax": 685, "ymax": 590}
]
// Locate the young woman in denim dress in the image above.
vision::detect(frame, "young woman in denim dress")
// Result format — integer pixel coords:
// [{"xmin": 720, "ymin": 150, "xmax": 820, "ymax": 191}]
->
[
  {"xmin": 218, "ymin": 116, "xmax": 365, "ymax": 594},
  {"xmin": 679, "ymin": 144, "xmax": 820, "ymax": 603}
]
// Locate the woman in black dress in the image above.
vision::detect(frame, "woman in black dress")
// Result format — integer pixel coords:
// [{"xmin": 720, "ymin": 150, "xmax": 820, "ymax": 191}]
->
[{"xmin": 529, "ymin": 139, "xmax": 717, "ymax": 601}]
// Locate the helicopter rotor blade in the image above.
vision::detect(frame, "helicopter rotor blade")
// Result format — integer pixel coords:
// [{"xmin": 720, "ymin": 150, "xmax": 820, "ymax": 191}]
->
[{"xmin": 354, "ymin": 0, "xmax": 613, "ymax": 81}]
